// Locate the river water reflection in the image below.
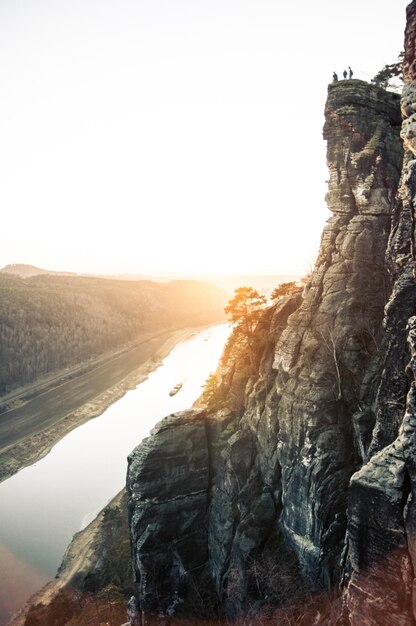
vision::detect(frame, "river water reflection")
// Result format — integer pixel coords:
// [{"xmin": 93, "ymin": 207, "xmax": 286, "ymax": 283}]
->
[{"xmin": 0, "ymin": 324, "xmax": 229, "ymax": 624}]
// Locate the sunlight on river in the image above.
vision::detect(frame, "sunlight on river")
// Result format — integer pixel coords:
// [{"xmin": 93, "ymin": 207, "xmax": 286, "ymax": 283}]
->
[{"xmin": 0, "ymin": 324, "xmax": 230, "ymax": 625}]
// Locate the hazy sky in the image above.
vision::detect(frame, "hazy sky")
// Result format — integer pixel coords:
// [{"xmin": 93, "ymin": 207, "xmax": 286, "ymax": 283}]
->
[{"xmin": 0, "ymin": 0, "xmax": 409, "ymax": 277}]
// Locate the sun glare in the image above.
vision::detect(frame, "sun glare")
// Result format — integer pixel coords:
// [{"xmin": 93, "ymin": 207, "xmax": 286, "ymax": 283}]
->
[{"xmin": 0, "ymin": 0, "xmax": 409, "ymax": 276}]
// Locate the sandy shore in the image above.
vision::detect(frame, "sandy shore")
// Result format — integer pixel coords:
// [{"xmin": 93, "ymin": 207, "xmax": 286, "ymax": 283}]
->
[{"xmin": 0, "ymin": 324, "xmax": 207, "ymax": 485}]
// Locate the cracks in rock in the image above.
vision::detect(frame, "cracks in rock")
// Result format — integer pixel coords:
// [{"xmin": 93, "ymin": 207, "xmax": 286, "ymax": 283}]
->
[
  {"xmin": 332, "ymin": 210, "xmax": 392, "ymax": 217},
  {"xmin": 136, "ymin": 489, "xmax": 207, "ymax": 506},
  {"xmin": 409, "ymin": 192, "xmax": 416, "ymax": 276},
  {"xmin": 204, "ymin": 418, "xmax": 215, "ymax": 520},
  {"xmin": 263, "ymin": 480, "xmax": 281, "ymax": 519},
  {"xmin": 219, "ymin": 515, "xmax": 239, "ymax": 600},
  {"xmin": 401, "ymin": 466, "xmax": 416, "ymax": 626},
  {"xmin": 344, "ymin": 150, "xmax": 359, "ymax": 215}
]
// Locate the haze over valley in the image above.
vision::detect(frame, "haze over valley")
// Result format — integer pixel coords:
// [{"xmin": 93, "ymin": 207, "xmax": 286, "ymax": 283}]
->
[{"xmin": 2, "ymin": 1, "xmax": 415, "ymax": 626}]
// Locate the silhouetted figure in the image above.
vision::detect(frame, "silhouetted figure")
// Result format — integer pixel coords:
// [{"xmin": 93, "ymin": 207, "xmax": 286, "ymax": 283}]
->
[
  {"xmin": 349, "ymin": 66, "xmax": 353, "ymax": 79},
  {"xmin": 343, "ymin": 69, "xmax": 348, "ymax": 79},
  {"xmin": 333, "ymin": 72, "xmax": 338, "ymax": 82}
]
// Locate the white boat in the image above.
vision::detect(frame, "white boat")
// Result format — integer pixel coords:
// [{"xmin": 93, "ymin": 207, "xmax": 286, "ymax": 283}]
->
[{"xmin": 169, "ymin": 383, "xmax": 183, "ymax": 397}]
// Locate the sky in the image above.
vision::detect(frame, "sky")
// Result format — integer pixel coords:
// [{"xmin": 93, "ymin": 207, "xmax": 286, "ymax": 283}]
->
[{"xmin": 0, "ymin": 0, "xmax": 410, "ymax": 277}]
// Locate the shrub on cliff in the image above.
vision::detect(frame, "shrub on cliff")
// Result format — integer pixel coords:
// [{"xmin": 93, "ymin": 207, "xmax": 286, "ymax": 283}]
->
[
  {"xmin": 200, "ymin": 372, "xmax": 224, "ymax": 409},
  {"xmin": 270, "ymin": 281, "xmax": 299, "ymax": 300},
  {"xmin": 225, "ymin": 287, "xmax": 266, "ymax": 368},
  {"xmin": 372, "ymin": 52, "xmax": 403, "ymax": 90}
]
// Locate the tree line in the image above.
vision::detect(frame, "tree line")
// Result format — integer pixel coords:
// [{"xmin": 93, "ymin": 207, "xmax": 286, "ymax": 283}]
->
[{"xmin": 0, "ymin": 273, "xmax": 226, "ymax": 393}]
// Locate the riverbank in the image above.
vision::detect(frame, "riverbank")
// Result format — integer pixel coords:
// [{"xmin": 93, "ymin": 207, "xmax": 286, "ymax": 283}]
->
[
  {"xmin": 9, "ymin": 490, "xmax": 129, "ymax": 626},
  {"xmin": 0, "ymin": 324, "xmax": 208, "ymax": 484}
]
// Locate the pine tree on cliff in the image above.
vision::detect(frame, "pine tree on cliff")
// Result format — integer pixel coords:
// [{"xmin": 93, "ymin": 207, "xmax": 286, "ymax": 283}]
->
[
  {"xmin": 372, "ymin": 52, "xmax": 403, "ymax": 90},
  {"xmin": 270, "ymin": 281, "xmax": 298, "ymax": 300},
  {"xmin": 224, "ymin": 287, "xmax": 266, "ymax": 368}
]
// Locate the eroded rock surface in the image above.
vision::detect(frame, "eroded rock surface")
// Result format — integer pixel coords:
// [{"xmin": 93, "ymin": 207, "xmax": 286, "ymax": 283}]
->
[
  {"xmin": 127, "ymin": 410, "xmax": 211, "ymax": 618},
  {"xmin": 272, "ymin": 81, "xmax": 402, "ymax": 589},
  {"xmin": 341, "ymin": 3, "xmax": 416, "ymax": 624},
  {"xmin": 127, "ymin": 75, "xmax": 405, "ymax": 625}
]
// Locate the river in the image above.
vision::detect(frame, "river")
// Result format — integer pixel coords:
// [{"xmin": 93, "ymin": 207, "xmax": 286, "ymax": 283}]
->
[{"xmin": 0, "ymin": 323, "xmax": 230, "ymax": 625}]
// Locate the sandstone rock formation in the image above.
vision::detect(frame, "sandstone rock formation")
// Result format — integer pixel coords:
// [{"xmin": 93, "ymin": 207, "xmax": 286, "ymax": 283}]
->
[
  {"xmin": 127, "ymin": 410, "xmax": 211, "ymax": 618},
  {"xmin": 127, "ymin": 72, "xmax": 406, "ymax": 625},
  {"xmin": 128, "ymin": 7, "xmax": 416, "ymax": 626},
  {"xmin": 341, "ymin": 2, "xmax": 416, "ymax": 624}
]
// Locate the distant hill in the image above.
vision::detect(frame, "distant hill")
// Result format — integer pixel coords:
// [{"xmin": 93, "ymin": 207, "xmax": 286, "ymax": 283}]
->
[
  {"xmin": 110, "ymin": 273, "xmax": 301, "ymax": 295},
  {"xmin": 0, "ymin": 263, "xmax": 77, "ymax": 278},
  {"xmin": 0, "ymin": 273, "xmax": 227, "ymax": 394},
  {"xmin": 1, "ymin": 265, "xmax": 301, "ymax": 296}
]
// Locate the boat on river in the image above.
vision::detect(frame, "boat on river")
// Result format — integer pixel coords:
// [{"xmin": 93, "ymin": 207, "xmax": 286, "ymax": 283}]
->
[
  {"xmin": 0, "ymin": 324, "xmax": 230, "ymax": 625},
  {"xmin": 169, "ymin": 383, "xmax": 183, "ymax": 396}
]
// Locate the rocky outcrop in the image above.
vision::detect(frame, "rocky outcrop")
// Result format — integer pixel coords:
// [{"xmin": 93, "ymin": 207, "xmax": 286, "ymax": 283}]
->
[
  {"xmin": 341, "ymin": 3, "xmax": 416, "ymax": 624},
  {"xmin": 342, "ymin": 319, "xmax": 416, "ymax": 626},
  {"xmin": 127, "ymin": 410, "xmax": 212, "ymax": 618},
  {"xmin": 127, "ymin": 294, "xmax": 302, "ymax": 623},
  {"xmin": 126, "ymin": 72, "xmax": 405, "ymax": 625},
  {"xmin": 271, "ymin": 80, "xmax": 402, "ymax": 589}
]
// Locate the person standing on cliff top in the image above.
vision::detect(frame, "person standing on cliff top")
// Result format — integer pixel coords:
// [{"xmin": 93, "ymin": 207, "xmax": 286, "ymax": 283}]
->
[
  {"xmin": 349, "ymin": 66, "xmax": 353, "ymax": 78},
  {"xmin": 343, "ymin": 69, "xmax": 348, "ymax": 79},
  {"xmin": 333, "ymin": 71, "xmax": 338, "ymax": 81}
]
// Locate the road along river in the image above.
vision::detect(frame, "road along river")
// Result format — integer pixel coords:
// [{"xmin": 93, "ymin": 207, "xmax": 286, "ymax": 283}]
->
[{"xmin": 0, "ymin": 323, "xmax": 230, "ymax": 625}]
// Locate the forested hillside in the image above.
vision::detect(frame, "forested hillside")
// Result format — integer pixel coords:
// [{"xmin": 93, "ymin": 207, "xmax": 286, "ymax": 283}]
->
[{"xmin": 0, "ymin": 273, "xmax": 226, "ymax": 393}]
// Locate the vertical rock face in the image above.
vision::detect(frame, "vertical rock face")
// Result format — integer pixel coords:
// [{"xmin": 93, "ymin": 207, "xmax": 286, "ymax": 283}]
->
[
  {"xmin": 342, "ymin": 3, "xmax": 416, "ymax": 625},
  {"xmin": 127, "ymin": 410, "xmax": 211, "ymax": 618},
  {"xmin": 127, "ymin": 75, "xmax": 407, "ymax": 626},
  {"xmin": 127, "ymin": 294, "xmax": 303, "ymax": 622},
  {"xmin": 272, "ymin": 81, "xmax": 402, "ymax": 588},
  {"xmin": 201, "ymin": 81, "xmax": 402, "ymax": 620}
]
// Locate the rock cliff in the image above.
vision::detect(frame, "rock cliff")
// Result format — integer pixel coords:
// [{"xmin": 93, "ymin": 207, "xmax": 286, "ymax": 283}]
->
[
  {"xmin": 341, "ymin": 2, "xmax": 416, "ymax": 624},
  {"xmin": 124, "ymin": 17, "xmax": 416, "ymax": 623}
]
